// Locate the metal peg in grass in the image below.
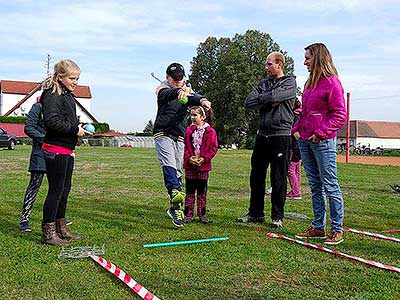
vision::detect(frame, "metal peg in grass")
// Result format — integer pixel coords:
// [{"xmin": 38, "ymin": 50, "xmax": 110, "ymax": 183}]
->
[
  {"xmin": 285, "ymin": 212, "xmax": 310, "ymax": 222},
  {"xmin": 58, "ymin": 245, "xmax": 105, "ymax": 259}
]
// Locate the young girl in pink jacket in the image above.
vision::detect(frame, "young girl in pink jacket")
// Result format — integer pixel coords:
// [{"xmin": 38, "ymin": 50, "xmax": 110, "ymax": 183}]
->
[{"xmin": 183, "ymin": 106, "xmax": 218, "ymax": 223}]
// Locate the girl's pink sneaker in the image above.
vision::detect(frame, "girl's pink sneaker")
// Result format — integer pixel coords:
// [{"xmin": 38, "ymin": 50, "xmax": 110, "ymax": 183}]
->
[{"xmin": 287, "ymin": 192, "xmax": 302, "ymax": 200}]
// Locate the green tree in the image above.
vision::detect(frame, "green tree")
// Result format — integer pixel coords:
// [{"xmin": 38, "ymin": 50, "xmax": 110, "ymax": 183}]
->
[
  {"xmin": 189, "ymin": 30, "xmax": 295, "ymax": 148},
  {"xmin": 143, "ymin": 120, "xmax": 154, "ymax": 133},
  {"xmin": 92, "ymin": 122, "xmax": 110, "ymax": 134}
]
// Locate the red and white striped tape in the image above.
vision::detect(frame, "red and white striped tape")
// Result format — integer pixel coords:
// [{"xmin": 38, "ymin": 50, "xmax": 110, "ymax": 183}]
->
[
  {"xmin": 266, "ymin": 232, "xmax": 400, "ymax": 273},
  {"xmin": 382, "ymin": 230, "xmax": 400, "ymax": 233},
  {"xmin": 343, "ymin": 227, "xmax": 400, "ymax": 243},
  {"xmin": 90, "ymin": 255, "xmax": 161, "ymax": 300}
]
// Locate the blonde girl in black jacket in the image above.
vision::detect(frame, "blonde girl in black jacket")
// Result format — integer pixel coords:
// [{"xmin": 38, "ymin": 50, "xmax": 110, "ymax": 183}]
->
[{"xmin": 40, "ymin": 59, "xmax": 87, "ymax": 245}]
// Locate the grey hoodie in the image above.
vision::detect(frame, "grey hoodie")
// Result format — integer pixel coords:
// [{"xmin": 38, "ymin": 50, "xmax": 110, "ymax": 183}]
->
[{"xmin": 245, "ymin": 75, "xmax": 296, "ymax": 136}]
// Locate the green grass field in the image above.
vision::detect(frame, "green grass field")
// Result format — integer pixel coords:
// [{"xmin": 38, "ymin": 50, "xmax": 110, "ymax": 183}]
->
[{"xmin": 0, "ymin": 146, "xmax": 399, "ymax": 300}]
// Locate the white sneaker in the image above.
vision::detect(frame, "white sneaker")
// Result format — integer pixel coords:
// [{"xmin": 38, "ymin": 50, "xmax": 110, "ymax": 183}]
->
[{"xmin": 271, "ymin": 219, "xmax": 283, "ymax": 229}]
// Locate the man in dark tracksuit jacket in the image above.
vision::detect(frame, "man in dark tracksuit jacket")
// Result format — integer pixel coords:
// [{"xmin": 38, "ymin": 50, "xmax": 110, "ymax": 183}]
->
[
  {"xmin": 237, "ymin": 52, "xmax": 296, "ymax": 228},
  {"xmin": 154, "ymin": 63, "xmax": 211, "ymax": 227}
]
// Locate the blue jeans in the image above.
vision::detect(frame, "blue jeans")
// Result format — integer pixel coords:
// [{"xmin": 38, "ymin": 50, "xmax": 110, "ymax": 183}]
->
[{"xmin": 298, "ymin": 138, "xmax": 344, "ymax": 232}]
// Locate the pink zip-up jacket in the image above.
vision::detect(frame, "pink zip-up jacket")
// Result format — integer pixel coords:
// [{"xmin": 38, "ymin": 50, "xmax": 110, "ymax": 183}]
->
[
  {"xmin": 292, "ymin": 76, "xmax": 346, "ymax": 140},
  {"xmin": 183, "ymin": 124, "xmax": 218, "ymax": 172}
]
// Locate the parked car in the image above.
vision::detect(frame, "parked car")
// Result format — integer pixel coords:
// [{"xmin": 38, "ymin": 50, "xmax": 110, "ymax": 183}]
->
[{"xmin": 0, "ymin": 127, "xmax": 17, "ymax": 150}]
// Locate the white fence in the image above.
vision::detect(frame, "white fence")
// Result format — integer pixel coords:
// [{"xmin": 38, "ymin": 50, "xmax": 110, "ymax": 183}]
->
[{"xmin": 83, "ymin": 136, "xmax": 155, "ymax": 148}]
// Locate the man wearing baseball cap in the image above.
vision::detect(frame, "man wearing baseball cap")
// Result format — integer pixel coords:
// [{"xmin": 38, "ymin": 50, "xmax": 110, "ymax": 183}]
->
[{"xmin": 153, "ymin": 62, "xmax": 211, "ymax": 227}]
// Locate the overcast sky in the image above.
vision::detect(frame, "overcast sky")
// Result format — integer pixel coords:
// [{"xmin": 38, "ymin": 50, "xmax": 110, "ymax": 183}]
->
[{"xmin": 0, "ymin": 0, "xmax": 399, "ymax": 132}]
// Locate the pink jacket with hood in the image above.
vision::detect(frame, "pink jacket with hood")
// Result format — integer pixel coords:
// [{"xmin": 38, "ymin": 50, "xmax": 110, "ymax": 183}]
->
[
  {"xmin": 183, "ymin": 124, "xmax": 218, "ymax": 172},
  {"xmin": 292, "ymin": 76, "xmax": 346, "ymax": 140}
]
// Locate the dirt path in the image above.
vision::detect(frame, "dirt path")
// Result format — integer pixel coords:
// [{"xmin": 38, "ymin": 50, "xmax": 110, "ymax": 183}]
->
[{"xmin": 337, "ymin": 155, "xmax": 400, "ymax": 166}]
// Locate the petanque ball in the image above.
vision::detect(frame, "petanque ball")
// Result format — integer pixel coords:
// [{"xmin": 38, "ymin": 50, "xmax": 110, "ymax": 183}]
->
[
  {"xmin": 179, "ymin": 97, "xmax": 188, "ymax": 105},
  {"xmin": 84, "ymin": 124, "xmax": 95, "ymax": 133}
]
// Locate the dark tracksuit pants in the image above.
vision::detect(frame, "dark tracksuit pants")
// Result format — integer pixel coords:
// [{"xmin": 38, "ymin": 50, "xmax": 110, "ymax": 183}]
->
[
  {"xmin": 248, "ymin": 134, "xmax": 291, "ymax": 221},
  {"xmin": 42, "ymin": 152, "xmax": 74, "ymax": 223}
]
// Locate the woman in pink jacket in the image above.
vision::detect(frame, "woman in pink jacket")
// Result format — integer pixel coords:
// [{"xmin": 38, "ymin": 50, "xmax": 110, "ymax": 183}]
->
[
  {"xmin": 292, "ymin": 43, "xmax": 346, "ymax": 245},
  {"xmin": 183, "ymin": 106, "xmax": 218, "ymax": 223}
]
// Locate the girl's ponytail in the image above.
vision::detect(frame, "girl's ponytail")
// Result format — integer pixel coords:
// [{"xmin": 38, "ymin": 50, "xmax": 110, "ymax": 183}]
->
[
  {"xmin": 205, "ymin": 107, "xmax": 216, "ymax": 128},
  {"xmin": 190, "ymin": 105, "xmax": 216, "ymax": 128}
]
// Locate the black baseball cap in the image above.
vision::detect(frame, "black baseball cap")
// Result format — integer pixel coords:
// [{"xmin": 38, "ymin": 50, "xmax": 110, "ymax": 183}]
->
[{"xmin": 166, "ymin": 63, "xmax": 185, "ymax": 81}]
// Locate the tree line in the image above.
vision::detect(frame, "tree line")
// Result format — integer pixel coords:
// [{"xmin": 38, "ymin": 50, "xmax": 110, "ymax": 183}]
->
[
  {"xmin": 189, "ymin": 29, "xmax": 295, "ymax": 148},
  {"xmin": 144, "ymin": 30, "xmax": 295, "ymax": 148}
]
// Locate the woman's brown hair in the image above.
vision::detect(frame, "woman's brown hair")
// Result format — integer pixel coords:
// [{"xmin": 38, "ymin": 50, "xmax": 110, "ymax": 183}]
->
[{"xmin": 305, "ymin": 43, "xmax": 338, "ymax": 89}]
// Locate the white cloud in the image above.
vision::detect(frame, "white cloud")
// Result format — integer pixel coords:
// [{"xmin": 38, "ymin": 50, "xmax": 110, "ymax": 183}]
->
[
  {"xmin": 0, "ymin": 1, "xmax": 209, "ymax": 51},
  {"xmin": 249, "ymin": 0, "xmax": 399, "ymax": 13}
]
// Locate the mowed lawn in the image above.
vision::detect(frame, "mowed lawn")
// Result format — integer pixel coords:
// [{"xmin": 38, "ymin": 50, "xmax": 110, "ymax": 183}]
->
[{"xmin": 0, "ymin": 146, "xmax": 399, "ymax": 300}]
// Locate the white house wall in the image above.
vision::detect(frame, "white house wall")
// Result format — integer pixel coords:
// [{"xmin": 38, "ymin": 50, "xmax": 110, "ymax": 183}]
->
[
  {"xmin": 76, "ymin": 103, "xmax": 93, "ymax": 123},
  {"xmin": 1, "ymin": 92, "xmax": 41, "ymax": 116},
  {"xmin": 356, "ymin": 137, "xmax": 400, "ymax": 150},
  {"xmin": 1, "ymin": 92, "xmax": 94, "ymax": 123},
  {"xmin": 76, "ymin": 98, "xmax": 91, "ymax": 114},
  {"xmin": 338, "ymin": 137, "xmax": 400, "ymax": 149}
]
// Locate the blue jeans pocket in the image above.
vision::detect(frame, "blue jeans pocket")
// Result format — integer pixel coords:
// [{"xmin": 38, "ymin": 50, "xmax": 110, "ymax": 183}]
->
[{"xmin": 318, "ymin": 139, "xmax": 328, "ymax": 147}]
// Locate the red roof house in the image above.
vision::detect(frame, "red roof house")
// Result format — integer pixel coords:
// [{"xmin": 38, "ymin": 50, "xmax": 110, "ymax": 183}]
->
[
  {"xmin": 337, "ymin": 120, "xmax": 400, "ymax": 149},
  {"xmin": 0, "ymin": 123, "xmax": 27, "ymax": 138},
  {"xmin": 0, "ymin": 79, "xmax": 97, "ymax": 123},
  {"xmin": 0, "ymin": 80, "xmax": 91, "ymax": 98}
]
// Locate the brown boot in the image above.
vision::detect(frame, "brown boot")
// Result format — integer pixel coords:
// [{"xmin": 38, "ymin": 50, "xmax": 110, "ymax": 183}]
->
[
  {"xmin": 41, "ymin": 222, "xmax": 69, "ymax": 246},
  {"xmin": 56, "ymin": 218, "xmax": 81, "ymax": 240}
]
